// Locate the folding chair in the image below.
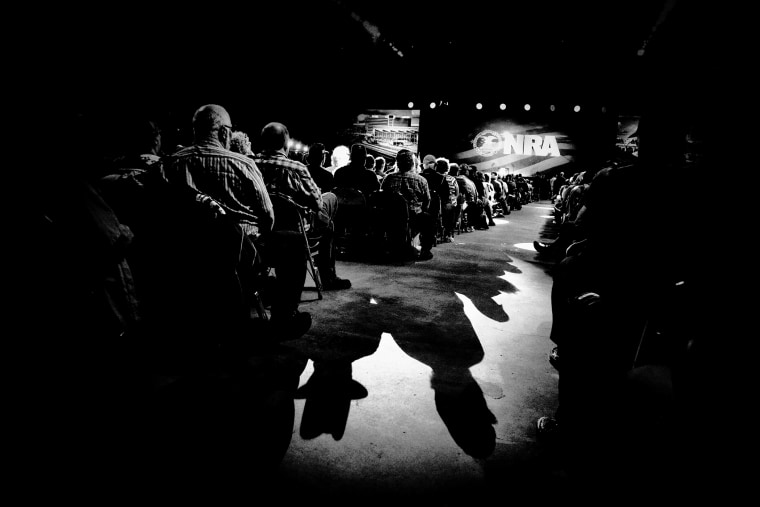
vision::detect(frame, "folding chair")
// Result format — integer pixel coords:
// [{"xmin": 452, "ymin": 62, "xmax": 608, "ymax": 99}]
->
[
  {"xmin": 428, "ymin": 192, "xmax": 443, "ymax": 245},
  {"xmin": 269, "ymin": 192, "xmax": 323, "ymax": 300},
  {"xmin": 370, "ymin": 190, "xmax": 411, "ymax": 258},
  {"xmin": 331, "ymin": 187, "xmax": 367, "ymax": 256}
]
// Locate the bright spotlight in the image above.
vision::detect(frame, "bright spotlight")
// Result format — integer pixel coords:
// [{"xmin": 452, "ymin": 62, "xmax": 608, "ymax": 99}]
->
[
  {"xmin": 287, "ymin": 140, "xmax": 294, "ymax": 148},
  {"xmin": 549, "ymin": 104, "xmax": 556, "ymax": 112},
  {"xmin": 476, "ymin": 103, "xmax": 483, "ymax": 110},
  {"xmin": 499, "ymin": 103, "xmax": 506, "ymax": 110},
  {"xmin": 524, "ymin": 104, "xmax": 531, "ymax": 111},
  {"xmin": 574, "ymin": 105, "xmax": 581, "ymax": 112},
  {"xmin": 408, "ymin": 101, "xmax": 414, "ymax": 108},
  {"xmin": 430, "ymin": 102, "xmax": 436, "ymax": 109}
]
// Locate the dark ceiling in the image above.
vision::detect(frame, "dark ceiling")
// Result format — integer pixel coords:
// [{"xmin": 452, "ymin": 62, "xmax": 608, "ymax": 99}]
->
[{"xmin": 39, "ymin": 0, "xmax": 714, "ymax": 131}]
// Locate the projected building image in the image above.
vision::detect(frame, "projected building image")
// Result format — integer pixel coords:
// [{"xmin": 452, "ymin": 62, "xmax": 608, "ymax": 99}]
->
[{"xmin": 351, "ymin": 109, "xmax": 420, "ymax": 159}]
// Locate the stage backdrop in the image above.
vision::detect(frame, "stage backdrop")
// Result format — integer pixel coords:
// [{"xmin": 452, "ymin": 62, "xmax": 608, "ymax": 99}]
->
[{"xmin": 418, "ymin": 107, "xmax": 619, "ymax": 176}]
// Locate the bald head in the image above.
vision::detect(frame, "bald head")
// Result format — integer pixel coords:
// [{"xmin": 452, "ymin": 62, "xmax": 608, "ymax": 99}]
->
[
  {"xmin": 192, "ymin": 104, "xmax": 231, "ymax": 143},
  {"xmin": 260, "ymin": 122, "xmax": 290, "ymax": 152}
]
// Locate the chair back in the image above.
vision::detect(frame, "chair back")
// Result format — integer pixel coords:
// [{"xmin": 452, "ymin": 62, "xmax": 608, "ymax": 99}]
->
[
  {"xmin": 268, "ymin": 192, "xmax": 323, "ymax": 298},
  {"xmin": 369, "ymin": 190, "xmax": 410, "ymax": 253},
  {"xmin": 332, "ymin": 187, "xmax": 366, "ymax": 209},
  {"xmin": 270, "ymin": 192, "xmax": 308, "ymax": 233}
]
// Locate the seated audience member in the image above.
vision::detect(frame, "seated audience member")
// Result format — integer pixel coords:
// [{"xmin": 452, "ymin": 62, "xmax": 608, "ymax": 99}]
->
[
  {"xmin": 491, "ymin": 172, "xmax": 509, "ymax": 216},
  {"xmin": 110, "ymin": 118, "xmax": 163, "ymax": 170},
  {"xmin": 505, "ymin": 175, "xmax": 521, "ymax": 210},
  {"xmin": 468, "ymin": 167, "xmax": 489, "ymax": 230},
  {"xmin": 482, "ymin": 172, "xmax": 496, "ymax": 226},
  {"xmin": 333, "ymin": 143, "xmax": 381, "ymax": 198},
  {"xmin": 536, "ymin": 87, "xmax": 718, "ymax": 494},
  {"xmin": 332, "ymin": 143, "xmax": 379, "ymax": 245},
  {"xmin": 456, "ymin": 164, "xmax": 479, "ymax": 231},
  {"xmin": 380, "ymin": 149, "xmax": 435, "ymax": 261},
  {"xmin": 327, "ymin": 145, "xmax": 350, "ymax": 174},
  {"xmin": 229, "ymin": 130, "xmax": 254, "ymax": 157},
  {"xmin": 534, "ymin": 163, "xmax": 609, "ymax": 259},
  {"xmin": 421, "ymin": 154, "xmax": 447, "ymax": 206},
  {"xmin": 163, "ymin": 104, "xmax": 311, "ymax": 337},
  {"xmin": 365, "ymin": 154, "xmax": 376, "ymax": 174},
  {"xmin": 374, "ymin": 156, "xmax": 387, "ymax": 183},
  {"xmin": 254, "ymin": 122, "xmax": 351, "ymax": 290},
  {"xmin": 436, "ymin": 157, "xmax": 460, "ymax": 241},
  {"xmin": 420, "ymin": 153, "xmax": 446, "ymax": 235},
  {"xmin": 305, "ymin": 143, "xmax": 335, "ymax": 193}
]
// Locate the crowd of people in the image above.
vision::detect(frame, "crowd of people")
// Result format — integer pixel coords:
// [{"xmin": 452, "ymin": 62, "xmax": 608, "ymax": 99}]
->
[
  {"xmin": 26, "ymin": 82, "xmax": 720, "ymax": 497},
  {"xmin": 32, "ymin": 102, "xmax": 549, "ymax": 361},
  {"xmin": 525, "ymin": 91, "xmax": 721, "ymax": 498}
]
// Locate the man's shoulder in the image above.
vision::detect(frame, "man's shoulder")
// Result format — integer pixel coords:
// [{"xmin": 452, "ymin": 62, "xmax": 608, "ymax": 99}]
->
[
  {"xmin": 315, "ymin": 166, "xmax": 334, "ymax": 178},
  {"xmin": 255, "ymin": 152, "xmax": 299, "ymax": 166},
  {"xmin": 173, "ymin": 144, "xmax": 254, "ymax": 165},
  {"xmin": 333, "ymin": 165, "xmax": 350, "ymax": 176}
]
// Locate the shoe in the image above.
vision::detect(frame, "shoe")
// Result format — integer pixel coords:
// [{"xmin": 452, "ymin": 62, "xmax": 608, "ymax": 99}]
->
[
  {"xmin": 565, "ymin": 238, "xmax": 588, "ymax": 257},
  {"xmin": 488, "ymin": 221, "xmax": 496, "ymax": 226},
  {"xmin": 549, "ymin": 346, "xmax": 559, "ymax": 370},
  {"xmin": 417, "ymin": 250, "xmax": 433, "ymax": 261},
  {"xmin": 270, "ymin": 311, "xmax": 312, "ymax": 340},
  {"xmin": 323, "ymin": 277, "xmax": 351, "ymax": 290},
  {"xmin": 536, "ymin": 416, "xmax": 559, "ymax": 438},
  {"xmin": 533, "ymin": 240, "xmax": 554, "ymax": 254}
]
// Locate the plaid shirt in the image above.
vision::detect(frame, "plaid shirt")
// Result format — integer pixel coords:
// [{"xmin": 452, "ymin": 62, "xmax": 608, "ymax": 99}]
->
[
  {"xmin": 456, "ymin": 175, "xmax": 478, "ymax": 203},
  {"xmin": 380, "ymin": 170, "xmax": 431, "ymax": 214},
  {"xmin": 254, "ymin": 150, "xmax": 323, "ymax": 213},
  {"xmin": 444, "ymin": 174, "xmax": 460, "ymax": 205},
  {"xmin": 163, "ymin": 140, "xmax": 274, "ymax": 238}
]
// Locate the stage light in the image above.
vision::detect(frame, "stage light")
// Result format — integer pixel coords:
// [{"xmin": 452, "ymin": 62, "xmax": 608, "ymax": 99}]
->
[
  {"xmin": 287, "ymin": 140, "xmax": 294, "ymax": 148},
  {"xmin": 549, "ymin": 104, "xmax": 556, "ymax": 112},
  {"xmin": 601, "ymin": 106, "xmax": 607, "ymax": 113},
  {"xmin": 524, "ymin": 104, "xmax": 531, "ymax": 111},
  {"xmin": 476, "ymin": 103, "xmax": 482, "ymax": 110},
  {"xmin": 408, "ymin": 101, "xmax": 414, "ymax": 108},
  {"xmin": 574, "ymin": 105, "xmax": 581, "ymax": 112},
  {"xmin": 499, "ymin": 103, "xmax": 506, "ymax": 110},
  {"xmin": 430, "ymin": 102, "xmax": 436, "ymax": 109},
  {"xmin": 294, "ymin": 142, "xmax": 302, "ymax": 151}
]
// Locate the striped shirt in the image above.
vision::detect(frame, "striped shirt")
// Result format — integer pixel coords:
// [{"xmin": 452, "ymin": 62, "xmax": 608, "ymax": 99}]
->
[
  {"xmin": 253, "ymin": 150, "xmax": 323, "ymax": 213},
  {"xmin": 163, "ymin": 140, "xmax": 274, "ymax": 238},
  {"xmin": 380, "ymin": 170, "xmax": 431, "ymax": 215}
]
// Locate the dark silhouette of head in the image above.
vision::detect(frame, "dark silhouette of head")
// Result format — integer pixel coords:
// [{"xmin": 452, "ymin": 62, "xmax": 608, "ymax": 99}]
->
[
  {"xmin": 395, "ymin": 149, "xmax": 414, "ymax": 173},
  {"xmin": 349, "ymin": 143, "xmax": 367, "ymax": 166},
  {"xmin": 307, "ymin": 142, "xmax": 327, "ymax": 165},
  {"xmin": 435, "ymin": 157, "xmax": 450, "ymax": 175}
]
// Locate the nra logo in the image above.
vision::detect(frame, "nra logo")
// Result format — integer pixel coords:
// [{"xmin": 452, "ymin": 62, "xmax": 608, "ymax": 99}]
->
[{"xmin": 473, "ymin": 130, "xmax": 561, "ymax": 158}]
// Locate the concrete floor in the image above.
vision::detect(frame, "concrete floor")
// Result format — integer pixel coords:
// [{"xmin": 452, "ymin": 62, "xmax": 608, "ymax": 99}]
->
[
  {"xmin": 269, "ymin": 201, "xmax": 563, "ymax": 503},
  {"xmin": 140, "ymin": 201, "xmax": 564, "ymax": 505}
]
